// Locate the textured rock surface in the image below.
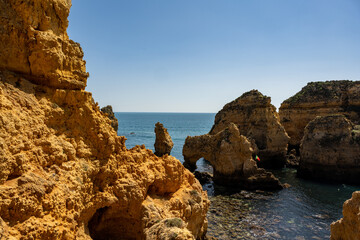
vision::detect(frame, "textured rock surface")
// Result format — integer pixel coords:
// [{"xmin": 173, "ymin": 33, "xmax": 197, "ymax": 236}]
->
[
  {"xmin": 0, "ymin": 70, "xmax": 209, "ymax": 240},
  {"xmin": 100, "ymin": 105, "xmax": 118, "ymax": 132},
  {"xmin": 331, "ymin": 191, "xmax": 360, "ymax": 240},
  {"xmin": 183, "ymin": 123, "xmax": 283, "ymax": 190},
  {"xmin": 280, "ymin": 81, "xmax": 360, "ymax": 147},
  {"xmin": 209, "ymin": 90, "xmax": 289, "ymax": 168},
  {"xmin": 299, "ymin": 115, "xmax": 360, "ymax": 184},
  {"xmin": 154, "ymin": 122, "xmax": 174, "ymax": 157},
  {"xmin": 0, "ymin": 1, "xmax": 209, "ymax": 239},
  {"xmin": 0, "ymin": 0, "xmax": 88, "ymax": 90}
]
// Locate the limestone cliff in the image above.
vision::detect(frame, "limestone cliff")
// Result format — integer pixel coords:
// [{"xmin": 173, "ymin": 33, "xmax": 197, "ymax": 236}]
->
[
  {"xmin": 100, "ymin": 105, "xmax": 118, "ymax": 132},
  {"xmin": 0, "ymin": 0, "xmax": 88, "ymax": 90},
  {"xmin": 0, "ymin": 1, "xmax": 209, "ymax": 239},
  {"xmin": 279, "ymin": 80, "xmax": 360, "ymax": 147},
  {"xmin": 154, "ymin": 122, "xmax": 174, "ymax": 157},
  {"xmin": 209, "ymin": 90, "xmax": 289, "ymax": 168},
  {"xmin": 299, "ymin": 115, "xmax": 360, "ymax": 184},
  {"xmin": 183, "ymin": 123, "xmax": 283, "ymax": 190},
  {"xmin": 331, "ymin": 191, "xmax": 360, "ymax": 239}
]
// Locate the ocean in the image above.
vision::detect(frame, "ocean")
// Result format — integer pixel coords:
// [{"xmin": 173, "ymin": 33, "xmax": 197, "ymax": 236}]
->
[{"xmin": 116, "ymin": 112, "xmax": 359, "ymax": 239}]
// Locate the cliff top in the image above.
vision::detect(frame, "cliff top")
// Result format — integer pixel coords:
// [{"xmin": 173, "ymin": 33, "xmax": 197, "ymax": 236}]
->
[
  {"xmin": 221, "ymin": 90, "xmax": 271, "ymax": 112},
  {"xmin": 282, "ymin": 80, "xmax": 360, "ymax": 105}
]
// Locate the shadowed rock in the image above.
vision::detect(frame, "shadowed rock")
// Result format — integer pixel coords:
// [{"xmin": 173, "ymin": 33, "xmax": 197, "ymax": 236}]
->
[
  {"xmin": 209, "ymin": 90, "xmax": 289, "ymax": 168},
  {"xmin": 101, "ymin": 105, "xmax": 118, "ymax": 132},
  {"xmin": 299, "ymin": 115, "xmax": 360, "ymax": 184},
  {"xmin": 154, "ymin": 122, "xmax": 174, "ymax": 157},
  {"xmin": 183, "ymin": 123, "xmax": 283, "ymax": 190}
]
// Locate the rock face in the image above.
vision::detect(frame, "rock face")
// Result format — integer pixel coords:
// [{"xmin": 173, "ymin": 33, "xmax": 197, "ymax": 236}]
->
[
  {"xmin": 279, "ymin": 81, "xmax": 360, "ymax": 147},
  {"xmin": 0, "ymin": 0, "xmax": 89, "ymax": 90},
  {"xmin": 183, "ymin": 123, "xmax": 283, "ymax": 190},
  {"xmin": 154, "ymin": 122, "xmax": 174, "ymax": 157},
  {"xmin": 0, "ymin": 1, "xmax": 209, "ymax": 239},
  {"xmin": 299, "ymin": 115, "xmax": 360, "ymax": 184},
  {"xmin": 331, "ymin": 191, "xmax": 360, "ymax": 239},
  {"xmin": 209, "ymin": 90, "xmax": 289, "ymax": 168},
  {"xmin": 100, "ymin": 105, "xmax": 118, "ymax": 132}
]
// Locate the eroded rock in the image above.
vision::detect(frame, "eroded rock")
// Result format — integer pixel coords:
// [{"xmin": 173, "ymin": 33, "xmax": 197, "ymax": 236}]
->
[
  {"xmin": 280, "ymin": 80, "xmax": 360, "ymax": 148},
  {"xmin": 0, "ymin": 0, "xmax": 89, "ymax": 90},
  {"xmin": 299, "ymin": 115, "xmax": 360, "ymax": 184},
  {"xmin": 0, "ymin": 1, "xmax": 209, "ymax": 239},
  {"xmin": 331, "ymin": 191, "xmax": 360, "ymax": 239},
  {"xmin": 100, "ymin": 105, "xmax": 118, "ymax": 132},
  {"xmin": 209, "ymin": 90, "xmax": 290, "ymax": 168},
  {"xmin": 183, "ymin": 123, "xmax": 283, "ymax": 190},
  {"xmin": 154, "ymin": 122, "xmax": 174, "ymax": 157}
]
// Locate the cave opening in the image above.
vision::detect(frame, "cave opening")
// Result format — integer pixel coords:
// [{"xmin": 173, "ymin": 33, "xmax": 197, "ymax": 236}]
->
[{"xmin": 88, "ymin": 206, "xmax": 143, "ymax": 240}]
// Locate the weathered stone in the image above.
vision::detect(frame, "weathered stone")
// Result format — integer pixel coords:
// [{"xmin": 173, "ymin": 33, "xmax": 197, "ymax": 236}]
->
[
  {"xmin": 298, "ymin": 115, "xmax": 360, "ymax": 184},
  {"xmin": 0, "ymin": 0, "xmax": 89, "ymax": 90},
  {"xmin": 209, "ymin": 90, "xmax": 289, "ymax": 168},
  {"xmin": 100, "ymin": 105, "xmax": 118, "ymax": 132},
  {"xmin": 183, "ymin": 123, "xmax": 283, "ymax": 190},
  {"xmin": 280, "ymin": 80, "xmax": 360, "ymax": 147},
  {"xmin": 0, "ymin": 1, "xmax": 209, "ymax": 239},
  {"xmin": 154, "ymin": 122, "xmax": 174, "ymax": 157},
  {"xmin": 331, "ymin": 191, "xmax": 360, "ymax": 239},
  {"xmin": 144, "ymin": 218, "xmax": 195, "ymax": 240}
]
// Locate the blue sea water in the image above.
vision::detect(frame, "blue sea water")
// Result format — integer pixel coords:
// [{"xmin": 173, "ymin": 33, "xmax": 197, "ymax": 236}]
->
[
  {"xmin": 117, "ymin": 112, "xmax": 215, "ymax": 172},
  {"xmin": 116, "ymin": 112, "xmax": 359, "ymax": 239}
]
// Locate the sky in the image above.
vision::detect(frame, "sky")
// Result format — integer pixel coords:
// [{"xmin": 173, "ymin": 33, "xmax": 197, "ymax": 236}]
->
[{"xmin": 68, "ymin": 0, "xmax": 360, "ymax": 113}]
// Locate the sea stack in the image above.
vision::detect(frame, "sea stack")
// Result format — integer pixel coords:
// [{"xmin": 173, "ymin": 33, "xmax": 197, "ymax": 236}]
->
[
  {"xmin": 279, "ymin": 80, "xmax": 360, "ymax": 149},
  {"xmin": 209, "ymin": 90, "xmax": 290, "ymax": 168},
  {"xmin": 0, "ymin": 0, "xmax": 209, "ymax": 239},
  {"xmin": 183, "ymin": 123, "xmax": 283, "ymax": 190},
  {"xmin": 299, "ymin": 115, "xmax": 360, "ymax": 184},
  {"xmin": 101, "ymin": 105, "xmax": 119, "ymax": 132},
  {"xmin": 154, "ymin": 122, "xmax": 174, "ymax": 157}
]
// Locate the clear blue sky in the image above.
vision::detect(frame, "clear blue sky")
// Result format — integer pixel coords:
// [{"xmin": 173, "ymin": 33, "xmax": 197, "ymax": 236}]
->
[{"xmin": 68, "ymin": 0, "xmax": 360, "ymax": 112}]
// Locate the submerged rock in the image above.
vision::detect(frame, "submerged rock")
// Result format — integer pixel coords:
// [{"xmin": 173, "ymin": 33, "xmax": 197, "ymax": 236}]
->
[
  {"xmin": 209, "ymin": 90, "xmax": 289, "ymax": 168},
  {"xmin": 100, "ymin": 105, "xmax": 119, "ymax": 132},
  {"xmin": 298, "ymin": 115, "xmax": 360, "ymax": 184},
  {"xmin": 154, "ymin": 122, "xmax": 174, "ymax": 157},
  {"xmin": 280, "ymin": 80, "xmax": 360, "ymax": 148},
  {"xmin": 183, "ymin": 123, "xmax": 283, "ymax": 190},
  {"xmin": 0, "ymin": 1, "xmax": 209, "ymax": 239},
  {"xmin": 331, "ymin": 191, "xmax": 360, "ymax": 239}
]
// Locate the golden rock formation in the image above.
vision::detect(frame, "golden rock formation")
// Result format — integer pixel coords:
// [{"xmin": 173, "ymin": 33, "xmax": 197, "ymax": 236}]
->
[
  {"xmin": 279, "ymin": 81, "xmax": 360, "ymax": 147},
  {"xmin": 209, "ymin": 90, "xmax": 289, "ymax": 168},
  {"xmin": 183, "ymin": 123, "xmax": 283, "ymax": 190},
  {"xmin": 331, "ymin": 191, "xmax": 360, "ymax": 239},
  {"xmin": 0, "ymin": 0, "xmax": 209, "ymax": 239},
  {"xmin": 154, "ymin": 122, "xmax": 174, "ymax": 157},
  {"xmin": 0, "ymin": 0, "xmax": 88, "ymax": 90},
  {"xmin": 299, "ymin": 115, "xmax": 360, "ymax": 184}
]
